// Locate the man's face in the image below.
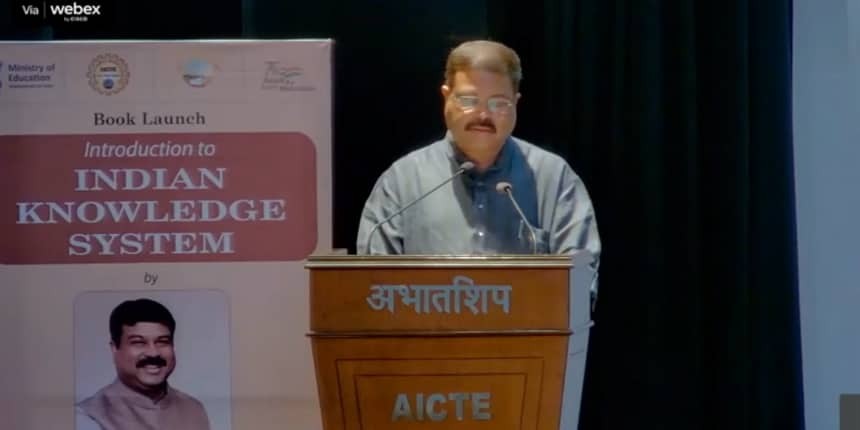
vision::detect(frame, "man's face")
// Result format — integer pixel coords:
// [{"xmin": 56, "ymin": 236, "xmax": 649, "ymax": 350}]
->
[
  {"xmin": 442, "ymin": 68, "xmax": 519, "ymax": 158},
  {"xmin": 111, "ymin": 322, "xmax": 176, "ymax": 393}
]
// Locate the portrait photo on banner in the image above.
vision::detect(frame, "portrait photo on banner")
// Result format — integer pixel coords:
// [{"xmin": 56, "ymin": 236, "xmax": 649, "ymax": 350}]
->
[{"xmin": 73, "ymin": 289, "xmax": 232, "ymax": 430}]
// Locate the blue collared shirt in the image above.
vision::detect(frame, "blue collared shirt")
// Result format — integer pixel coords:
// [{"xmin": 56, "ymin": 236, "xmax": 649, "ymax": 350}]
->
[{"xmin": 357, "ymin": 133, "xmax": 601, "ymax": 276}]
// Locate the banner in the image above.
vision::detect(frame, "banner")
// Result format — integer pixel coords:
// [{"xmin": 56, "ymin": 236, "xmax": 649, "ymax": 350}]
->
[{"xmin": 0, "ymin": 40, "xmax": 333, "ymax": 430}]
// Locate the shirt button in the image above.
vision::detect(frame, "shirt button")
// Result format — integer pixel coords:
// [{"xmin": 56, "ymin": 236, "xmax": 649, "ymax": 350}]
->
[
  {"xmin": 477, "ymin": 231, "xmax": 485, "ymax": 237},
  {"xmin": 477, "ymin": 203, "xmax": 485, "ymax": 209}
]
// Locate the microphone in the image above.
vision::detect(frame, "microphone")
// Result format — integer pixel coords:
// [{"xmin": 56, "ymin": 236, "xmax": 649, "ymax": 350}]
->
[
  {"xmin": 495, "ymin": 181, "xmax": 538, "ymax": 254},
  {"xmin": 364, "ymin": 161, "xmax": 475, "ymax": 254}
]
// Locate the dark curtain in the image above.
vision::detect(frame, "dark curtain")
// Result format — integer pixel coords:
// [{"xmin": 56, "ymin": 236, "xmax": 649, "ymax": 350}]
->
[
  {"xmin": 489, "ymin": 1, "xmax": 804, "ymax": 429},
  {"xmin": 0, "ymin": 0, "xmax": 804, "ymax": 428}
]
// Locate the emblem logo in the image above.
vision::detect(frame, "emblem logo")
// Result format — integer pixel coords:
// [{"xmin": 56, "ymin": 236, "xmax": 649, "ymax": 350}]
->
[
  {"xmin": 181, "ymin": 58, "xmax": 218, "ymax": 88},
  {"xmin": 87, "ymin": 53, "xmax": 129, "ymax": 95}
]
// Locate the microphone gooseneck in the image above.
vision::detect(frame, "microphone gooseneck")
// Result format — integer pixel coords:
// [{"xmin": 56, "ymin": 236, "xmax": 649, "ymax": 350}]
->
[
  {"xmin": 364, "ymin": 161, "xmax": 475, "ymax": 254},
  {"xmin": 495, "ymin": 181, "xmax": 538, "ymax": 254}
]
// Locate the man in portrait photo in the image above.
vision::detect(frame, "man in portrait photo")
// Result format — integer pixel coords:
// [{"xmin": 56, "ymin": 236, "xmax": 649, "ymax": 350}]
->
[{"xmin": 76, "ymin": 298, "xmax": 210, "ymax": 430}]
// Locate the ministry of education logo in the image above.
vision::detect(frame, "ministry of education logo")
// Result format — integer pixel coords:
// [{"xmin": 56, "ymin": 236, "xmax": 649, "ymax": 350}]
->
[{"xmin": 87, "ymin": 53, "xmax": 129, "ymax": 95}]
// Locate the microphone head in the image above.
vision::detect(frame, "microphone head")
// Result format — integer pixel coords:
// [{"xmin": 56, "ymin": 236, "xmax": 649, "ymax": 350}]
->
[
  {"xmin": 459, "ymin": 161, "xmax": 476, "ymax": 171},
  {"xmin": 495, "ymin": 181, "xmax": 513, "ymax": 194}
]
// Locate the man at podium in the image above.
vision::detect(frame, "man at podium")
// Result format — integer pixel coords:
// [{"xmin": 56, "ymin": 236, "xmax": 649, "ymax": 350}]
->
[
  {"xmin": 349, "ymin": 42, "xmax": 600, "ymax": 429},
  {"xmin": 357, "ymin": 40, "xmax": 601, "ymax": 266}
]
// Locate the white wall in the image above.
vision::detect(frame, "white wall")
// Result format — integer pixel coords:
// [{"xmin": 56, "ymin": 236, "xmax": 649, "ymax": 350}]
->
[{"xmin": 794, "ymin": 1, "xmax": 860, "ymax": 428}]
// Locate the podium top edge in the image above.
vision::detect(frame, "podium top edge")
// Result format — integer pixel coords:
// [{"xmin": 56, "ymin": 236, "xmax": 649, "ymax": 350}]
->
[{"xmin": 304, "ymin": 254, "xmax": 574, "ymax": 269}]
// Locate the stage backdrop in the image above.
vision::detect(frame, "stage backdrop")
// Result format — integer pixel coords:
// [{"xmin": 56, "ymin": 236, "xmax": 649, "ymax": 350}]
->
[{"xmin": 0, "ymin": 40, "xmax": 333, "ymax": 430}]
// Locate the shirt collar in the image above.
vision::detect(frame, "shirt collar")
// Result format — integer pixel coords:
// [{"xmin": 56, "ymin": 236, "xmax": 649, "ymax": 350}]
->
[{"xmin": 443, "ymin": 130, "xmax": 513, "ymax": 177}]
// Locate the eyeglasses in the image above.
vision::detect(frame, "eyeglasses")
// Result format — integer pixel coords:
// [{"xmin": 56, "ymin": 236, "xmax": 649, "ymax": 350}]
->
[{"xmin": 451, "ymin": 95, "xmax": 516, "ymax": 115}]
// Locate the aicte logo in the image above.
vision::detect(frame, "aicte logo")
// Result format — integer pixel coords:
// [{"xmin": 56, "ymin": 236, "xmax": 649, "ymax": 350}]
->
[
  {"xmin": 87, "ymin": 53, "xmax": 129, "ymax": 95},
  {"xmin": 181, "ymin": 58, "xmax": 218, "ymax": 88}
]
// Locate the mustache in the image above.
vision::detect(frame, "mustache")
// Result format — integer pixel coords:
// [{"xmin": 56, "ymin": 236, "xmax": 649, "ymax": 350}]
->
[
  {"xmin": 136, "ymin": 356, "xmax": 167, "ymax": 368},
  {"xmin": 466, "ymin": 119, "xmax": 496, "ymax": 131}
]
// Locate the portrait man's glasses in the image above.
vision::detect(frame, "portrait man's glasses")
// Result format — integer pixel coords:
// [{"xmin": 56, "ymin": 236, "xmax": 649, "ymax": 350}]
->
[{"xmin": 452, "ymin": 95, "xmax": 515, "ymax": 115}]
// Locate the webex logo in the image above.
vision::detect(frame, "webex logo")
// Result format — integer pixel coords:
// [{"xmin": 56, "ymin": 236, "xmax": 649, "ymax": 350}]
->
[
  {"xmin": 50, "ymin": 2, "xmax": 102, "ymax": 21},
  {"xmin": 13, "ymin": 1, "xmax": 112, "ymax": 26}
]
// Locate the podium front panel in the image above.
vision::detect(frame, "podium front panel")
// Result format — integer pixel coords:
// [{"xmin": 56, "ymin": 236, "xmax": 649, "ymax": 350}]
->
[
  {"xmin": 312, "ymin": 336, "xmax": 566, "ymax": 430},
  {"xmin": 306, "ymin": 256, "xmax": 574, "ymax": 430}
]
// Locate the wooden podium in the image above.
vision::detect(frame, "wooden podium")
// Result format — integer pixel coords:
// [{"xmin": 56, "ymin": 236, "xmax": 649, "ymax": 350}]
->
[{"xmin": 306, "ymin": 254, "xmax": 589, "ymax": 430}]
